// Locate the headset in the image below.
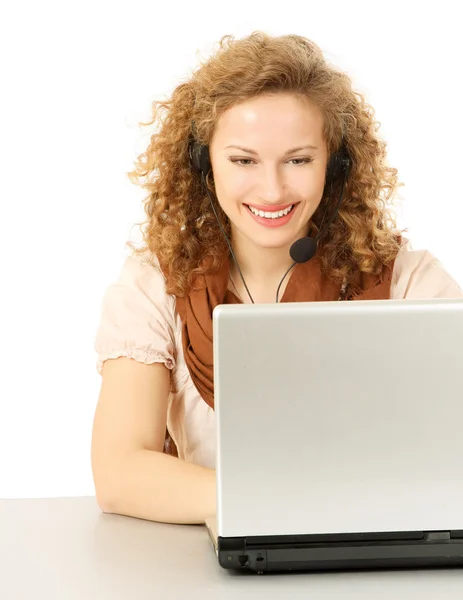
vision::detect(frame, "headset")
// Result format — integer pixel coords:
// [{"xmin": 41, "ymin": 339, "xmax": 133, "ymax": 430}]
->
[{"xmin": 188, "ymin": 121, "xmax": 351, "ymax": 303}]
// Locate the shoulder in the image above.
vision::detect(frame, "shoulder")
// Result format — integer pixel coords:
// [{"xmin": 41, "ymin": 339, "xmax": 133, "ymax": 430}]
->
[
  {"xmin": 391, "ymin": 237, "xmax": 463, "ymax": 299},
  {"xmin": 121, "ymin": 247, "xmax": 164, "ymax": 281},
  {"xmin": 96, "ymin": 248, "xmax": 179, "ymax": 345},
  {"xmin": 118, "ymin": 248, "xmax": 177, "ymax": 309},
  {"xmin": 93, "ymin": 249, "xmax": 182, "ymax": 376}
]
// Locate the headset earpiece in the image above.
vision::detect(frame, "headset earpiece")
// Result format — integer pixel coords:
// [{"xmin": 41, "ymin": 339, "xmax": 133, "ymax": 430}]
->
[
  {"xmin": 188, "ymin": 139, "xmax": 211, "ymax": 176},
  {"xmin": 325, "ymin": 144, "xmax": 351, "ymax": 188}
]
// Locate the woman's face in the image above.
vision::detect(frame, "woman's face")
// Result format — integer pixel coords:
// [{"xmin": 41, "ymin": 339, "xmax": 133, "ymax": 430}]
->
[{"xmin": 209, "ymin": 93, "xmax": 329, "ymax": 251}]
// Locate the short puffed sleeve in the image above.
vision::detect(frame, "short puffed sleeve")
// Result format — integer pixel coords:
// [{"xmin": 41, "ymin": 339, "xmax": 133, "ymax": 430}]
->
[
  {"xmin": 93, "ymin": 252, "xmax": 177, "ymax": 376},
  {"xmin": 391, "ymin": 239, "xmax": 463, "ymax": 299}
]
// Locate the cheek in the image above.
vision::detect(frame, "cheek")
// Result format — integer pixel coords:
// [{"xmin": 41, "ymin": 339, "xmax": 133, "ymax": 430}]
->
[
  {"xmin": 301, "ymin": 171, "xmax": 326, "ymax": 201},
  {"xmin": 213, "ymin": 168, "xmax": 249, "ymax": 208}
]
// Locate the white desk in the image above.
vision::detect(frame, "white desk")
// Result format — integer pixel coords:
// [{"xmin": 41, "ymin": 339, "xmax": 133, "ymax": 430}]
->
[{"xmin": 1, "ymin": 497, "xmax": 463, "ymax": 599}]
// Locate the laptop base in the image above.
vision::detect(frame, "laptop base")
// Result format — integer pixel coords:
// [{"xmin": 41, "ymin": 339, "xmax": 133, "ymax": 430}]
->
[{"xmin": 217, "ymin": 530, "xmax": 463, "ymax": 574}]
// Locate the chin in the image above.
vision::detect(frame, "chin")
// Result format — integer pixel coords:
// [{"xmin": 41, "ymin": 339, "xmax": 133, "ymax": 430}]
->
[{"xmin": 246, "ymin": 230, "xmax": 299, "ymax": 251}]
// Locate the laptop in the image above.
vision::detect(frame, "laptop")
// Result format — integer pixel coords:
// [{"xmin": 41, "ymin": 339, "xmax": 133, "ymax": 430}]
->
[{"xmin": 205, "ymin": 298, "xmax": 463, "ymax": 574}]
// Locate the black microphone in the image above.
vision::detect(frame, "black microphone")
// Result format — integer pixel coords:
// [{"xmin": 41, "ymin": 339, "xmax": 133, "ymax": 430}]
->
[{"xmin": 289, "ymin": 236, "xmax": 318, "ymax": 263}]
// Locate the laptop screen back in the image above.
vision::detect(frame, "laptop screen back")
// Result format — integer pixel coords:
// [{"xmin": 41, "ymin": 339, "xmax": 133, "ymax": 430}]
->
[{"xmin": 213, "ymin": 299, "xmax": 463, "ymax": 538}]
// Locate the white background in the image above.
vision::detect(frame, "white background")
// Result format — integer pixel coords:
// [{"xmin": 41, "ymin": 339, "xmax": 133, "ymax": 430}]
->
[{"xmin": 1, "ymin": 0, "xmax": 461, "ymax": 498}]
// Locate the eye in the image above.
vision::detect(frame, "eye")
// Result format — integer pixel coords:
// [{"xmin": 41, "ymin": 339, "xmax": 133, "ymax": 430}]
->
[
  {"xmin": 229, "ymin": 158, "xmax": 255, "ymax": 166},
  {"xmin": 288, "ymin": 158, "xmax": 314, "ymax": 165}
]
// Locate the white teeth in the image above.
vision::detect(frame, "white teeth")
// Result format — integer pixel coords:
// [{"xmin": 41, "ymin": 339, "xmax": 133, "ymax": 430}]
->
[{"xmin": 249, "ymin": 205, "xmax": 293, "ymax": 219}]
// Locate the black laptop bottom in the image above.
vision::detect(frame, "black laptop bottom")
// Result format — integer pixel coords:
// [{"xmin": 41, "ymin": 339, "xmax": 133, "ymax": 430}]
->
[{"xmin": 218, "ymin": 530, "xmax": 463, "ymax": 574}]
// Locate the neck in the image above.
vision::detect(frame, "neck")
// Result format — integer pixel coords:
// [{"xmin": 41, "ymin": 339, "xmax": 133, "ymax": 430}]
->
[{"xmin": 229, "ymin": 229, "xmax": 305, "ymax": 287}]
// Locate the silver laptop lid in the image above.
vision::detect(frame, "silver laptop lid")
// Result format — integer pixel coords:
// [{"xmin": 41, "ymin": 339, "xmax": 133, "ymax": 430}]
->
[{"xmin": 213, "ymin": 298, "xmax": 463, "ymax": 538}]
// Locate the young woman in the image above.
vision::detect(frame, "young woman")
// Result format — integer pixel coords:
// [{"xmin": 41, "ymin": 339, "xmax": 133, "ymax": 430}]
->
[{"xmin": 91, "ymin": 32, "xmax": 463, "ymax": 526}]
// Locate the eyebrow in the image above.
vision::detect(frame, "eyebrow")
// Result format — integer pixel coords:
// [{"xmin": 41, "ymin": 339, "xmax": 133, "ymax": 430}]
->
[{"xmin": 225, "ymin": 144, "xmax": 318, "ymax": 155}]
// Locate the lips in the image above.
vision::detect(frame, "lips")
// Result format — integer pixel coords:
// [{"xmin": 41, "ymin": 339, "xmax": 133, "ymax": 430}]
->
[{"xmin": 244, "ymin": 202, "xmax": 299, "ymax": 228}]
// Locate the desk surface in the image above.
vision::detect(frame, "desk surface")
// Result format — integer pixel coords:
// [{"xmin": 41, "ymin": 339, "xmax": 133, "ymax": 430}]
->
[{"xmin": 1, "ymin": 497, "xmax": 463, "ymax": 599}]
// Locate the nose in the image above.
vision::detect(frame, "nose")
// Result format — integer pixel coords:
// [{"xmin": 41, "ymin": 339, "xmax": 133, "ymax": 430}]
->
[{"xmin": 257, "ymin": 165, "xmax": 286, "ymax": 204}]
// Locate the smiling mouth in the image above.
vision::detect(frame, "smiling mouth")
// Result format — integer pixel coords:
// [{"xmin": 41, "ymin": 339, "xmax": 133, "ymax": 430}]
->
[{"xmin": 245, "ymin": 204, "xmax": 296, "ymax": 220}]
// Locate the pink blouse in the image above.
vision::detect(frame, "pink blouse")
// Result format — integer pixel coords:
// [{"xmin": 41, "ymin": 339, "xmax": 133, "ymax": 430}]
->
[{"xmin": 93, "ymin": 239, "xmax": 463, "ymax": 469}]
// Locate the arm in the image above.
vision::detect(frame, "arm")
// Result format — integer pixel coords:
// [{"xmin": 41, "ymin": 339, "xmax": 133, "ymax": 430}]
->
[{"xmin": 91, "ymin": 357, "xmax": 216, "ymax": 525}]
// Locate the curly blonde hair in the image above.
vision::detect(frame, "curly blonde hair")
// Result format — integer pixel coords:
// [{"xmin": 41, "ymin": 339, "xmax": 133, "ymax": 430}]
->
[{"xmin": 127, "ymin": 31, "xmax": 404, "ymax": 297}]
